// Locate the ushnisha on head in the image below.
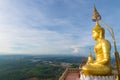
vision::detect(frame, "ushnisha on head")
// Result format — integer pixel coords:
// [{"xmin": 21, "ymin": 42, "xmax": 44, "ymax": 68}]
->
[{"xmin": 92, "ymin": 21, "xmax": 105, "ymax": 40}]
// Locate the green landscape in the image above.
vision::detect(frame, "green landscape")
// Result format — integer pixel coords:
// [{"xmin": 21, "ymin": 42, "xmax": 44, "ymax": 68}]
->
[{"xmin": 0, "ymin": 55, "xmax": 116, "ymax": 80}]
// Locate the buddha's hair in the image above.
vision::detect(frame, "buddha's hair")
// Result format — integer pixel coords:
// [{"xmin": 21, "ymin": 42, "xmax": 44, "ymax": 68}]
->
[{"xmin": 92, "ymin": 22, "xmax": 105, "ymax": 38}]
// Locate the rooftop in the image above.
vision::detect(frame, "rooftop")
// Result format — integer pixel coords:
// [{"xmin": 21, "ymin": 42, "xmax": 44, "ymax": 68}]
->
[
  {"xmin": 59, "ymin": 68, "xmax": 80, "ymax": 80},
  {"xmin": 65, "ymin": 72, "xmax": 79, "ymax": 80}
]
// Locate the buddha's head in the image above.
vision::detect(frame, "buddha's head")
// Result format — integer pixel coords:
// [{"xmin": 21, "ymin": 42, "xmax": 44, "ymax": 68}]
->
[{"xmin": 92, "ymin": 22, "xmax": 105, "ymax": 40}]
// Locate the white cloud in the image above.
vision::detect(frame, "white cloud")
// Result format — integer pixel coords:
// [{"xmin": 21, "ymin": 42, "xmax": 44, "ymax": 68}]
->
[{"xmin": 73, "ymin": 47, "xmax": 79, "ymax": 54}]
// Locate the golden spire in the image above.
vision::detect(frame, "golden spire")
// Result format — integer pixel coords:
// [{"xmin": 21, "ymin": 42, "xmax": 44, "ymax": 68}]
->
[
  {"xmin": 87, "ymin": 48, "xmax": 93, "ymax": 64},
  {"xmin": 93, "ymin": 21, "xmax": 102, "ymax": 29}
]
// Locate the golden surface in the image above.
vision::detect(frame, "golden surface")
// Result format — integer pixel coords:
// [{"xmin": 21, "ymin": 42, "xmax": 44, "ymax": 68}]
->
[
  {"xmin": 82, "ymin": 22, "xmax": 112, "ymax": 75},
  {"xmin": 86, "ymin": 53, "xmax": 93, "ymax": 64}
]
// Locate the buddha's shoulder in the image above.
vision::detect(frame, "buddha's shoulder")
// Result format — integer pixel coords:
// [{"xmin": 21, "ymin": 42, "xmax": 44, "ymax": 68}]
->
[{"xmin": 101, "ymin": 39, "xmax": 111, "ymax": 45}]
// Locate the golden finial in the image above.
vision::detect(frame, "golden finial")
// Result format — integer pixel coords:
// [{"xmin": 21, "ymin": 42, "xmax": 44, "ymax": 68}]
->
[
  {"xmin": 93, "ymin": 21, "xmax": 102, "ymax": 30},
  {"xmin": 87, "ymin": 48, "xmax": 93, "ymax": 64}
]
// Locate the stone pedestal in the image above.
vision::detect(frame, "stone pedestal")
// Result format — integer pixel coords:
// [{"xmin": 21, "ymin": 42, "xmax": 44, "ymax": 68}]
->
[{"xmin": 80, "ymin": 73, "xmax": 115, "ymax": 80}]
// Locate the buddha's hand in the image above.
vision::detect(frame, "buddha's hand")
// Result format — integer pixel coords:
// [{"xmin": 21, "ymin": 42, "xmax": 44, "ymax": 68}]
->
[
  {"xmin": 87, "ymin": 61, "xmax": 93, "ymax": 64},
  {"xmin": 87, "ymin": 62, "xmax": 98, "ymax": 66}
]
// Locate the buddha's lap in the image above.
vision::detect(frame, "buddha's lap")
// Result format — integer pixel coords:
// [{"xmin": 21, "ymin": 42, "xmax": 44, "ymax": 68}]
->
[{"xmin": 82, "ymin": 64, "xmax": 111, "ymax": 72}]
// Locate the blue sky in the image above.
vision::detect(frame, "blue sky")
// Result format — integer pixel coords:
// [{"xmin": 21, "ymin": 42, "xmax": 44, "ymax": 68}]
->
[{"xmin": 0, "ymin": 0, "xmax": 120, "ymax": 56}]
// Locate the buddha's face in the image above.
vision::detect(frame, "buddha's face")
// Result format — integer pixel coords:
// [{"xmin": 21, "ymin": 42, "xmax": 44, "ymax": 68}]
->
[{"xmin": 92, "ymin": 30, "xmax": 99, "ymax": 40}]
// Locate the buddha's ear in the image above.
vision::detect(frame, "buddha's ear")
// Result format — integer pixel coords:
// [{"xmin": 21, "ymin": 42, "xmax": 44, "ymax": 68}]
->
[{"xmin": 99, "ymin": 30, "xmax": 103, "ymax": 38}]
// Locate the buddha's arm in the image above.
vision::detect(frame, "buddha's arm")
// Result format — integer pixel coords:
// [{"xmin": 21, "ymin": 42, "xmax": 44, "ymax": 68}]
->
[{"xmin": 95, "ymin": 40, "xmax": 111, "ymax": 65}]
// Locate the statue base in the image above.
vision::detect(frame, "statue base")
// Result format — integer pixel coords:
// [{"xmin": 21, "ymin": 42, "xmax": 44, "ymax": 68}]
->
[{"xmin": 80, "ymin": 72, "xmax": 115, "ymax": 80}]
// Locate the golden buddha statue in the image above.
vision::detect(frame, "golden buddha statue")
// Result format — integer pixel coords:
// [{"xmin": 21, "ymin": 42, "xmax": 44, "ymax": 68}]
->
[{"xmin": 82, "ymin": 21, "xmax": 112, "ymax": 76}]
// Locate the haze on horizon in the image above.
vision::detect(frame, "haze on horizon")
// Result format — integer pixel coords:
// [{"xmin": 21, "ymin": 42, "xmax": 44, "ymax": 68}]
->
[{"xmin": 0, "ymin": 0, "xmax": 120, "ymax": 56}]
